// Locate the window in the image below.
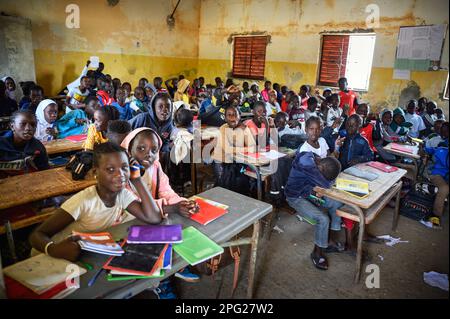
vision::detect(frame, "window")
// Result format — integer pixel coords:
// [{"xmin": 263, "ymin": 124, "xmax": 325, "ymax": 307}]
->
[
  {"xmin": 232, "ymin": 36, "xmax": 268, "ymax": 80},
  {"xmin": 444, "ymin": 73, "xmax": 449, "ymax": 100},
  {"xmin": 317, "ymin": 34, "xmax": 376, "ymax": 91}
]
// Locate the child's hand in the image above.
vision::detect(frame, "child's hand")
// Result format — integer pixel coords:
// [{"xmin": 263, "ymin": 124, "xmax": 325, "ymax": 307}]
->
[
  {"xmin": 129, "ymin": 157, "xmax": 144, "ymax": 180},
  {"xmin": 46, "ymin": 127, "xmax": 57, "ymax": 137},
  {"xmin": 335, "ymin": 136, "xmax": 346, "ymax": 148},
  {"xmin": 75, "ymin": 118, "xmax": 88, "ymax": 125},
  {"xmin": 170, "ymin": 200, "xmax": 198, "ymax": 218},
  {"xmin": 48, "ymin": 236, "xmax": 81, "ymax": 262},
  {"xmin": 268, "ymin": 117, "xmax": 275, "ymax": 127}
]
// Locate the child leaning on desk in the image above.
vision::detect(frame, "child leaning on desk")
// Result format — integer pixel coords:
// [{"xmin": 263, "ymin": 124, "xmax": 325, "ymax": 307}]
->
[{"xmin": 29, "ymin": 141, "xmax": 162, "ymax": 262}]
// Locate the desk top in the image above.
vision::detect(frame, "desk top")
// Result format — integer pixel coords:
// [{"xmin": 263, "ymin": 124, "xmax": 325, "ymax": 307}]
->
[
  {"xmin": 0, "ymin": 167, "xmax": 95, "ymax": 210},
  {"xmin": 68, "ymin": 187, "xmax": 272, "ymax": 299},
  {"xmin": 315, "ymin": 163, "xmax": 407, "ymax": 209},
  {"xmin": 383, "ymin": 143, "xmax": 420, "ymax": 160},
  {"xmin": 234, "ymin": 148, "xmax": 294, "ymax": 167},
  {"xmin": 44, "ymin": 138, "xmax": 85, "ymax": 155}
]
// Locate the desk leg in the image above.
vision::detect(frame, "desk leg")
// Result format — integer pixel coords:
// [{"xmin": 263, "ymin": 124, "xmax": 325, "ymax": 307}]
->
[
  {"xmin": 247, "ymin": 221, "xmax": 260, "ymax": 299},
  {"xmin": 392, "ymin": 182, "xmax": 403, "ymax": 231},
  {"xmin": 191, "ymin": 162, "xmax": 197, "ymax": 195},
  {"xmin": 348, "ymin": 204, "xmax": 365, "ymax": 284}
]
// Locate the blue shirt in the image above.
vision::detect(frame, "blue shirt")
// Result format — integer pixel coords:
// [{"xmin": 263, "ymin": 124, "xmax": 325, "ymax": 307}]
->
[{"xmin": 111, "ymin": 102, "xmax": 133, "ymax": 121}]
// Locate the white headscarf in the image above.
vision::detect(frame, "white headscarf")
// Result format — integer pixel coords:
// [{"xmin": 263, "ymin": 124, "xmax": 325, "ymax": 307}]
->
[
  {"xmin": 1, "ymin": 76, "xmax": 18, "ymax": 101},
  {"xmin": 35, "ymin": 99, "xmax": 57, "ymax": 141}
]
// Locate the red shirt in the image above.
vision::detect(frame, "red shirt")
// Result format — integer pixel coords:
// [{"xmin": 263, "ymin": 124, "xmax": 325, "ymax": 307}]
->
[
  {"xmin": 339, "ymin": 90, "xmax": 357, "ymax": 115},
  {"xmin": 359, "ymin": 123, "xmax": 377, "ymax": 153},
  {"xmin": 300, "ymin": 96, "xmax": 309, "ymax": 110}
]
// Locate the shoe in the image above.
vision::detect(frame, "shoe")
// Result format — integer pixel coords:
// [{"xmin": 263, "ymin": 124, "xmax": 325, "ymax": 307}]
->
[
  {"xmin": 174, "ymin": 267, "xmax": 200, "ymax": 282},
  {"xmin": 152, "ymin": 280, "xmax": 177, "ymax": 299}
]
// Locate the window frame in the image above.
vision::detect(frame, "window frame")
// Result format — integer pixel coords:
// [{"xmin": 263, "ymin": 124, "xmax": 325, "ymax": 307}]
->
[{"xmin": 231, "ymin": 35, "xmax": 269, "ymax": 80}]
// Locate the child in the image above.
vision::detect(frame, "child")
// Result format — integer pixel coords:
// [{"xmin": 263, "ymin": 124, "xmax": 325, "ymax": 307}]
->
[
  {"xmin": 34, "ymin": 99, "xmax": 58, "ymax": 142},
  {"xmin": 373, "ymin": 109, "xmax": 406, "ymax": 163},
  {"xmin": 164, "ymin": 77, "xmax": 178, "ymax": 99},
  {"xmin": 65, "ymin": 76, "xmax": 90, "ymax": 114},
  {"xmin": 299, "ymin": 116, "xmax": 329, "ymax": 158},
  {"xmin": 130, "ymin": 86, "xmax": 148, "ymax": 115},
  {"xmin": 244, "ymin": 101, "xmax": 275, "ymax": 148},
  {"xmin": 265, "ymin": 89, "xmax": 281, "ymax": 116},
  {"xmin": 0, "ymin": 110, "xmax": 49, "ymax": 178},
  {"xmin": 121, "ymin": 82, "xmax": 133, "ymax": 103},
  {"xmin": 111, "ymin": 88, "xmax": 133, "ymax": 121},
  {"xmin": 391, "ymin": 107, "xmax": 412, "ymax": 136},
  {"xmin": 304, "ymin": 96, "xmax": 319, "ymax": 121},
  {"xmin": 29, "ymin": 142, "xmax": 162, "ymax": 261},
  {"xmin": 337, "ymin": 114, "xmax": 374, "ymax": 170},
  {"xmin": 288, "ymin": 92, "xmax": 305, "ymax": 122},
  {"xmin": 404, "ymin": 100, "xmax": 426, "ymax": 138},
  {"xmin": 174, "ymin": 79, "xmax": 190, "ymax": 105},
  {"xmin": 338, "ymin": 77, "xmax": 358, "ymax": 115},
  {"xmin": 154, "ymin": 77, "xmax": 168, "ymax": 94},
  {"xmin": 261, "ymin": 80, "xmax": 272, "ymax": 102},
  {"xmin": 417, "ymin": 97, "xmax": 428, "ymax": 115},
  {"xmin": 326, "ymin": 93, "xmax": 343, "ymax": 132},
  {"xmin": 273, "ymin": 83, "xmax": 283, "ymax": 105},
  {"xmin": 425, "ymin": 120, "xmax": 447, "ymax": 148},
  {"xmin": 174, "ymin": 108, "xmax": 194, "ymax": 133},
  {"xmin": 435, "ymin": 108, "xmax": 445, "ymax": 120},
  {"xmin": 299, "ymin": 85, "xmax": 310, "ymax": 109},
  {"xmin": 421, "ymin": 101, "xmax": 437, "ymax": 137},
  {"xmin": 274, "ymin": 112, "xmax": 305, "ymax": 139},
  {"xmin": 96, "ymin": 78, "xmax": 114, "ymax": 106},
  {"xmin": 0, "ymin": 80, "xmax": 18, "ymax": 117},
  {"xmin": 139, "ymin": 77, "xmax": 149, "ymax": 89},
  {"xmin": 106, "ymin": 120, "xmax": 132, "ymax": 146},
  {"xmin": 2, "ymin": 76, "xmax": 19, "ymax": 102},
  {"xmin": 285, "ymin": 152, "xmax": 343, "ymax": 270},
  {"xmin": 144, "ymin": 83, "xmax": 157, "ymax": 102},
  {"xmin": 20, "ymin": 85, "xmax": 44, "ymax": 114},
  {"xmin": 83, "ymin": 105, "xmax": 120, "ymax": 150},
  {"xmin": 355, "ymin": 103, "xmax": 377, "ymax": 153}
]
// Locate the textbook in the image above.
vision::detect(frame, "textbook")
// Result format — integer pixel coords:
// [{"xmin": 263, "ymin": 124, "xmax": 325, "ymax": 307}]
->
[
  {"xmin": 73, "ymin": 231, "xmax": 124, "ymax": 256},
  {"xmin": 190, "ymin": 196, "xmax": 229, "ymax": 226},
  {"xmin": 336, "ymin": 178, "xmax": 369, "ymax": 195},
  {"xmin": 103, "ymin": 243, "xmax": 168, "ymax": 276},
  {"xmin": 366, "ymin": 161, "xmax": 399, "ymax": 173},
  {"xmin": 3, "ymin": 253, "xmax": 87, "ymax": 295},
  {"xmin": 173, "ymin": 226, "xmax": 224, "ymax": 266},
  {"xmin": 391, "ymin": 143, "xmax": 414, "ymax": 154},
  {"xmin": 127, "ymin": 224, "xmax": 182, "ymax": 244}
]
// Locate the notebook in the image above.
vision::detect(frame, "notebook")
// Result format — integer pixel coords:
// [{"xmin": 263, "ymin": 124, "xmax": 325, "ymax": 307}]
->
[
  {"xmin": 173, "ymin": 226, "xmax": 224, "ymax": 266},
  {"xmin": 106, "ymin": 269, "xmax": 165, "ymax": 281},
  {"xmin": 391, "ymin": 143, "xmax": 413, "ymax": 154},
  {"xmin": 343, "ymin": 166, "xmax": 379, "ymax": 181},
  {"xmin": 189, "ymin": 196, "xmax": 229, "ymax": 226},
  {"xmin": 65, "ymin": 134, "xmax": 87, "ymax": 142},
  {"xmin": 5, "ymin": 275, "xmax": 78, "ymax": 299},
  {"xmin": 127, "ymin": 224, "xmax": 182, "ymax": 244},
  {"xmin": 163, "ymin": 244, "xmax": 172, "ymax": 270},
  {"xmin": 103, "ymin": 243, "xmax": 168, "ymax": 276},
  {"xmin": 336, "ymin": 178, "xmax": 369, "ymax": 195},
  {"xmin": 3, "ymin": 254, "xmax": 87, "ymax": 295},
  {"xmin": 73, "ymin": 231, "xmax": 124, "ymax": 256},
  {"xmin": 366, "ymin": 161, "xmax": 399, "ymax": 173}
]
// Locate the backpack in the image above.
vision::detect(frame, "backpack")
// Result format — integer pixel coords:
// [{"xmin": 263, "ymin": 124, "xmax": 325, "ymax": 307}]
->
[
  {"xmin": 216, "ymin": 163, "xmax": 251, "ymax": 196},
  {"xmin": 198, "ymin": 105, "xmax": 226, "ymax": 127},
  {"xmin": 65, "ymin": 151, "xmax": 94, "ymax": 180},
  {"xmin": 267, "ymin": 156, "xmax": 294, "ymax": 206},
  {"xmin": 400, "ymin": 183, "xmax": 436, "ymax": 221}
]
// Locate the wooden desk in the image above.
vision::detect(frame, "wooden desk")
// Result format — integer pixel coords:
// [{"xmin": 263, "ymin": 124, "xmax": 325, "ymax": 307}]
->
[
  {"xmin": 0, "ymin": 167, "xmax": 95, "ymax": 211},
  {"xmin": 67, "ymin": 187, "xmax": 273, "ymax": 299},
  {"xmin": 314, "ymin": 163, "xmax": 407, "ymax": 283},
  {"xmin": 43, "ymin": 138, "xmax": 85, "ymax": 156},
  {"xmin": 383, "ymin": 142, "xmax": 420, "ymax": 160}
]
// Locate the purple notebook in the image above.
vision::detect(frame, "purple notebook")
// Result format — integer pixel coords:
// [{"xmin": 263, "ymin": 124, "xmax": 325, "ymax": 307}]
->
[{"xmin": 127, "ymin": 225, "xmax": 183, "ymax": 244}]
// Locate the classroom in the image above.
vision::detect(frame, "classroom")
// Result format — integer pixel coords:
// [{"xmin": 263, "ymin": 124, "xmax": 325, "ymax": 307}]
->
[{"xmin": 0, "ymin": 0, "xmax": 448, "ymax": 302}]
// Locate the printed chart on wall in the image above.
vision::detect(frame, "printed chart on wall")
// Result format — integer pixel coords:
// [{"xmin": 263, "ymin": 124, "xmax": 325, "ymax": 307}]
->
[{"xmin": 394, "ymin": 24, "xmax": 447, "ymax": 74}]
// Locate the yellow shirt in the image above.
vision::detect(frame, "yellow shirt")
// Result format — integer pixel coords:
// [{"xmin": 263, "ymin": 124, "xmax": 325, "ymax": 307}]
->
[{"xmin": 83, "ymin": 124, "xmax": 108, "ymax": 150}]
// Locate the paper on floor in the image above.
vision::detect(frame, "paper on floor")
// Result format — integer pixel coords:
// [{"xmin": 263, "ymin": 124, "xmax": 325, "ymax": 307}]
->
[
  {"xmin": 377, "ymin": 235, "xmax": 409, "ymax": 247},
  {"xmin": 423, "ymin": 271, "xmax": 449, "ymax": 291}
]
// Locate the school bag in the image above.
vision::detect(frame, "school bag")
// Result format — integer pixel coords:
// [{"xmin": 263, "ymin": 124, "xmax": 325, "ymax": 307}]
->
[
  {"xmin": 267, "ymin": 156, "xmax": 294, "ymax": 206},
  {"xmin": 198, "ymin": 105, "xmax": 226, "ymax": 127},
  {"xmin": 399, "ymin": 183, "xmax": 436, "ymax": 221},
  {"xmin": 65, "ymin": 151, "xmax": 94, "ymax": 180},
  {"xmin": 216, "ymin": 163, "xmax": 251, "ymax": 196}
]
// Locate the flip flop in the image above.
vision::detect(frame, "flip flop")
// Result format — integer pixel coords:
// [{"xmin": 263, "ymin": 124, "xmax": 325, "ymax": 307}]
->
[{"xmin": 310, "ymin": 253, "xmax": 328, "ymax": 270}]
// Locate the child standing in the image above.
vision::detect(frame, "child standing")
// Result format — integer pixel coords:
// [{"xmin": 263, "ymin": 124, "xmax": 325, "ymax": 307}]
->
[
  {"xmin": 245, "ymin": 101, "xmax": 275, "ymax": 149},
  {"xmin": 355, "ymin": 103, "xmax": 377, "ymax": 153},
  {"xmin": 337, "ymin": 77, "xmax": 358, "ymax": 115},
  {"xmin": 285, "ymin": 153, "xmax": 343, "ymax": 270},
  {"xmin": 34, "ymin": 99, "xmax": 58, "ymax": 142}
]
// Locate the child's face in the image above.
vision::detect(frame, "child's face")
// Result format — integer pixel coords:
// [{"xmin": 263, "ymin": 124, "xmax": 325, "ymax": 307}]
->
[
  {"xmin": 122, "ymin": 84, "xmax": 131, "ymax": 96},
  {"xmin": 30, "ymin": 90, "xmax": 43, "ymax": 106},
  {"xmin": 139, "ymin": 79, "xmax": 148, "ymax": 88},
  {"xmin": 154, "ymin": 78, "xmax": 162, "ymax": 89},
  {"xmin": 269, "ymin": 91, "xmax": 277, "ymax": 103},
  {"xmin": 441, "ymin": 125, "xmax": 449, "ymax": 139},
  {"xmin": 346, "ymin": 117, "xmax": 360, "ymax": 136},
  {"xmin": 145, "ymin": 87, "xmax": 154, "ymax": 99},
  {"xmin": 323, "ymin": 90, "xmax": 332, "ymax": 98},
  {"xmin": 85, "ymin": 100, "xmax": 98, "ymax": 117},
  {"xmin": 264, "ymin": 82, "xmax": 271, "ymax": 90},
  {"xmin": 307, "ymin": 101, "xmax": 317, "ymax": 112},
  {"xmin": 44, "ymin": 104, "xmax": 58, "ymax": 123},
  {"xmin": 225, "ymin": 107, "xmax": 240, "ymax": 129},
  {"xmin": 434, "ymin": 121, "xmax": 443, "ymax": 135},
  {"xmin": 5, "ymin": 78, "xmax": 15, "ymax": 91},
  {"xmin": 134, "ymin": 88, "xmax": 145, "ymax": 101},
  {"xmin": 338, "ymin": 79, "xmax": 347, "ymax": 91},
  {"xmin": 131, "ymin": 132, "xmax": 159, "ymax": 168},
  {"xmin": 253, "ymin": 105, "xmax": 267, "ymax": 124},
  {"xmin": 356, "ymin": 104, "xmax": 368, "ymax": 119},
  {"xmin": 274, "ymin": 116, "xmax": 287, "ymax": 128},
  {"xmin": 330, "ymin": 95, "xmax": 339, "ymax": 107},
  {"xmin": 306, "ymin": 121, "xmax": 321, "ymax": 143},
  {"xmin": 116, "ymin": 88, "xmax": 127, "ymax": 105},
  {"xmin": 407, "ymin": 102, "xmax": 417, "ymax": 114},
  {"xmin": 243, "ymin": 82, "xmax": 249, "ymax": 91},
  {"xmin": 11, "ymin": 113, "xmax": 36, "ymax": 142},
  {"xmin": 154, "ymin": 98, "xmax": 171, "ymax": 122},
  {"xmin": 95, "ymin": 152, "xmax": 130, "ymax": 194},
  {"xmin": 426, "ymin": 103, "xmax": 436, "ymax": 114},
  {"xmin": 94, "ymin": 110, "xmax": 108, "ymax": 132},
  {"xmin": 80, "ymin": 77, "xmax": 89, "ymax": 90},
  {"xmin": 382, "ymin": 112, "xmax": 392, "ymax": 125},
  {"xmin": 300, "ymin": 87, "xmax": 308, "ymax": 96},
  {"xmin": 393, "ymin": 114, "xmax": 404, "ymax": 125}
]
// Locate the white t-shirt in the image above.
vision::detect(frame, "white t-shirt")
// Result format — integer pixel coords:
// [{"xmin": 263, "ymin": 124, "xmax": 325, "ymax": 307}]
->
[
  {"xmin": 66, "ymin": 87, "xmax": 90, "ymax": 113},
  {"xmin": 265, "ymin": 102, "xmax": 281, "ymax": 116},
  {"xmin": 405, "ymin": 113, "xmax": 426, "ymax": 138},
  {"xmin": 299, "ymin": 137, "xmax": 329, "ymax": 158},
  {"xmin": 52, "ymin": 185, "xmax": 137, "ymax": 243},
  {"xmin": 326, "ymin": 107, "xmax": 343, "ymax": 132}
]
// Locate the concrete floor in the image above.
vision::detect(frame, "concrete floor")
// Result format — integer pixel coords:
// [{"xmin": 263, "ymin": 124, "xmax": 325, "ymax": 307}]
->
[{"xmin": 169, "ymin": 205, "xmax": 449, "ymax": 299}]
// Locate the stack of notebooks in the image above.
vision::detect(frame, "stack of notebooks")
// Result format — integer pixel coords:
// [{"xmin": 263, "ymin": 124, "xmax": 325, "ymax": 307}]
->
[
  {"xmin": 190, "ymin": 196, "xmax": 229, "ymax": 226},
  {"xmin": 3, "ymin": 254, "xmax": 87, "ymax": 299},
  {"xmin": 73, "ymin": 231, "xmax": 124, "ymax": 256}
]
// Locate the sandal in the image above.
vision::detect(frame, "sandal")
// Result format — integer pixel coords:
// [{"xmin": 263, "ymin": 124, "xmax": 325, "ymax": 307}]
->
[
  {"xmin": 310, "ymin": 253, "xmax": 328, "ymax": 270},
  {"xmin": 324, "ymin": 242, "xmax": 345, "ymax": 253}
]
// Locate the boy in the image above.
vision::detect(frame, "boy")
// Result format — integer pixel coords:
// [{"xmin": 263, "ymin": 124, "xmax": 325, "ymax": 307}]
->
[
  {"xmin": 338, "ymin": 77, "xmax": 358, "ymax": 115},
  {"xmin": 425, "ymin": 120, "xmax": 447, "ymax": 148},
  {"xmin": 20, "ymin": 85, "xmax": 44, "ymax": 114},
  {"xmin": 404, "ymin": 99, "xmax": 426, "ymax": 138},
  {"xmin": 274, "ymin": 112, "xmax": 305, "ymax": 139},
  {"xmin": 65, "ymin": 76, "xmax": 90, "ymax": 114},
  {"xmin": 106, "ymin": 120, "xmax": 132, "ymax": 146},
  {"xmin": 111, "ymin": 88, "xmax": 133, "ymax": 121},
  {"xmin": 299, "ymin": 85, "xmax": 310, "ymax": 109},
  {"xmin": 261, "ymin": 80, "xmax": 272, "ymax": 102},
  {"xmin": 356, "ymin": 103, "xmax": 377, "ymax": 153},
  {"xmin": 154, "ymin": 77, "xmax": 168, "ymax": 93},
  {"xmin": 421, "ymin": 101, "xmax": 437, "ymax": 137},
  {"xmin": 326, "ymin": 93, "xmax": 343, "ymax": 133},
  {"xmin": 305, "ymin": 96, "xmax": 319, "ymax": 121},
  {"xmin": 285, "ymin": 152, "xmax": 343, "ymax": 270}
]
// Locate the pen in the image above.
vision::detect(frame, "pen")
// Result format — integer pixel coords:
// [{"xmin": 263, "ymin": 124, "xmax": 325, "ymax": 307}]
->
[{"xmin": 88, "ymin": 268, "xmax": 104, "ymax": 287}]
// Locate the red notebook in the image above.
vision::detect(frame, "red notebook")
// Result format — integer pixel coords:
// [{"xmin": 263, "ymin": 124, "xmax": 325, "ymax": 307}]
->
[
  {"xmin": 390, "ymin": 143, "xmax": 413, "ymax": 154},
  {"xmin": 367, "ymin": 161, "xmax": 399, "ymax": 173},
  {"xmin": 65, "ymin": 134, "xmax": 87, "ymax": 142},
  {"xmin": 190, "ymin": 197, "xmax": 229, "ymax": 226},
  {"xmin": 5, "ymin": 276, "xmax": 73, "ymax": 299}
]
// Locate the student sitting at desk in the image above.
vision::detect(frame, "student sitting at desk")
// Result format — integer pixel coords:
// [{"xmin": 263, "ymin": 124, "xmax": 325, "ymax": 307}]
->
[
  {"xmin": 391, "ymin": 107, "xmax": 412, "ymax": 137},
  {"xmin": 34, "ymin": 99, "xmax": 58, "ymax": 142},
  {"xmin": 83, "ymin": 105, "xmax": 120, "ymax": 150},
  {"xmin": 421, "ymin": 101, "xmax": 437, "ymax": 137},
  {"xmin": 304, "ymin": 96, "xmax": 320, "ymax": 121},
  {"xmin": 373, "ymin": 109, "xmax": 406, "ymax": 163},
  {"xmin": 20, "ymin": 85, "xmax": 44, "ymax": 114},
  {"xmin": 425, "ymin": 121, "xmax": 448, "ymax": 148},
  {"xmin": 56, "ymin": 96, "xmax": 97, "ymax": 139},
  {"xmin": 29, "ymin": 142, "xmax": 161, "ymax": 261},
  {"xmin": 111, "ymin": 88, "xmax": 133, "ymax": 121},
  {"xmin": 105, "ymin": 120, "xmax": 132, "ymax": 146},
  {"xmin": 245, "ymin": 101, "xmax": 275, "ymax": 148},
  {"xmin": 0, "ymin": 110, "xmax": 49, "ymax": 178},
  {"xmin": 274, "ymin": 112, "xmax": 305, "ymax": 139},
  {"xmin": 285, "ymin": 152, "xmax": 343, "ymax": 270},
  {"xmin": 356, "ymin": 103, "xmax": 377, "ymax": 153}
]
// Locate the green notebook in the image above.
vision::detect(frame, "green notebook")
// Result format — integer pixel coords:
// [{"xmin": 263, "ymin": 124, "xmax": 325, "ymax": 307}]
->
[
  {"xmin": 173, "ymin": 226, "xmax": 224, "ymax": 266},
  {"xmin": 106, "ymin": 269, "xmax": 165, "ymax": 281}
]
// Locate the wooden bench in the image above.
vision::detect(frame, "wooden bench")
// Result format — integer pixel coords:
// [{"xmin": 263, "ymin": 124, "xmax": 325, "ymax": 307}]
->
[{"xmin": 336, "ymin": 181, "xmax": 403, "ymax": 231}]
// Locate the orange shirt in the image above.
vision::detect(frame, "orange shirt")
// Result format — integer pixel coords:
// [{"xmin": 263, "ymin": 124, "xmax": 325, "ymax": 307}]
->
[{"xmin": 339, "ymin": 90, "xmax": 357, "ymax": 115}]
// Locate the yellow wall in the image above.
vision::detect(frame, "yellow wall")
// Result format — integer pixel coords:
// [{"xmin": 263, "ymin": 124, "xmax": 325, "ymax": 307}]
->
[{"xmin": 198, "ymin": 0, "xmax": 449, "ymax": 112}]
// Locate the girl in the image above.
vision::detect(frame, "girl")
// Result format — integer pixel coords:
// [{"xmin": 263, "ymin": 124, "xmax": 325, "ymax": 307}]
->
[
  {"xmin": 244, "ymin": 101, "xmax": 275, "ymax": 149},
  {"xmin": 35, "ymin": 99, "xmax": 58, "ymax": 142},
  {"xmin": 56, "ymin": 96, "xmax": 97, "ymax": 139},
  {"xmin": 304, "ymin": 96, "xmax": 319, "ymax": 121},
  {"xmin": 174, "ymin": 79, "xmax": 190, "ymax": 105},
  {"xmin": 356, "ymin": 103, "xmax": 377, "ymax": 153},
  {"xmin": 373, "ymin": 109, "xmax": 407, "ymax": 163},
  {"xmin": 130, "ymin": 86, "xmax": 148, "ymax": 115},
  {"xmin": 299, "ymin": 85, "xmax": 310, "ymax": 109},
  {"xmin": 0, "ymin": 110, "xmax": 49, "ymax": 178},
  {"xmin": 83, "ymin": 105, "xmax": 120, "ymax": 150},
  {"xmin": 299, "ymin": 116, "xmax": 329, "ymax": 159},
  {"xmin": 121, "ymin": 82, "xmax": 133, "ymax": 103},
  {"xmin": 288, "ymin": 91, "xmax": 305, "ymax": 122},
  {"xmin": 391, "ymin": 107, "xmax": 412, "ymax": 136},
  {"xmin": 29, "ymin": 141, "xmax": 162, "ymax": 262},
  {"xmin": 144, "ymin": 83, "xmax": 157, "ymax": 102},
  {"xmin": 2, "ymin": 76, "xmax": 19, "ymax": 102}
]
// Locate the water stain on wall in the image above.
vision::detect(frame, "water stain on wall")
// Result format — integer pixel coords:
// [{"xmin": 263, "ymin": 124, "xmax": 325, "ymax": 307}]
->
[{"xmin": 399, "ymin": 81, "xmax": 421, "ymax": 107}]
